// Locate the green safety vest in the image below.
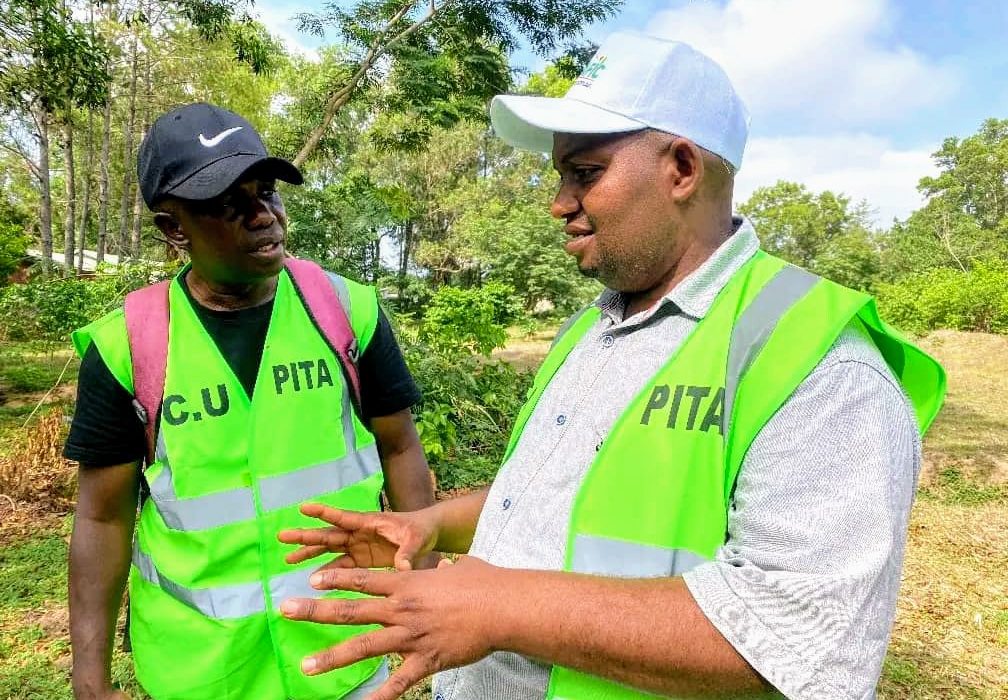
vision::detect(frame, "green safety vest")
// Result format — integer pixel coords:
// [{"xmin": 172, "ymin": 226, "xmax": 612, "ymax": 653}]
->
[
  {"xmin": 501, "ymin": 251, "xmax": 945, "ymax": 700},
  {"xmin": 72, "ymin": 268, "xmax": 386, "ymax": 700}
]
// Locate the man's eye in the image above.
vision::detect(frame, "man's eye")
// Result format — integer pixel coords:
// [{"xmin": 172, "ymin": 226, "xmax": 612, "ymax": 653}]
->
[{"xmin": 573, "ymin": 167, "xmax": 601, "ymax": 183}]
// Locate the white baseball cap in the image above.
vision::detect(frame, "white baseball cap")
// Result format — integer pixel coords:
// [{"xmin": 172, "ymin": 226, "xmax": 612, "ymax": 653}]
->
[{"xmin": 490, "ymin": 32, "xmax": 750, "ymax": 170}]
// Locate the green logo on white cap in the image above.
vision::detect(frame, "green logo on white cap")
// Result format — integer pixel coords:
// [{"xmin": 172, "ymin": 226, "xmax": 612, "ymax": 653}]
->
[{"xmin": 576, "ymin": 54, "xmax": 608, "ymax": 87}]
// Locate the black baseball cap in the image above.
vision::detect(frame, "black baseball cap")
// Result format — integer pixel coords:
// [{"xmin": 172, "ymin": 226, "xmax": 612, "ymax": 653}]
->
[{"xmin": 137, "ymin": 102, "xmax": 303, "ymax": 209}]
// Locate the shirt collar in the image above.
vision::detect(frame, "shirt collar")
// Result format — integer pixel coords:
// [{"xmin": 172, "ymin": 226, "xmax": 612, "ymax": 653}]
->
[{"xmin": 596, "ymin": 216, "xmax": 760, "ymax": 326}]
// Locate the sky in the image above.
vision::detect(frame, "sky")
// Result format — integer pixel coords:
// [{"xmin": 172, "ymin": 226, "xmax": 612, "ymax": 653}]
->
[{"xmin": 254, "ymin": 0, "xmax": 1008, "ymax": 226}]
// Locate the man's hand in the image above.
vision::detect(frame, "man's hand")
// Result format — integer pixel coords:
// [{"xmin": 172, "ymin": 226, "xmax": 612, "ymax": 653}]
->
[
  {"xmin": 278, "ymin": 503, "xmax": 439, "ymax": 571},
  {"xmin": 280, "ymin": 557, "xmax": 499, "ymax": 700}
]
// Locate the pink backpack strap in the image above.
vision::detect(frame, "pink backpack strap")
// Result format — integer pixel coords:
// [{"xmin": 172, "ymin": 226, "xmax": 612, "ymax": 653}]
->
[
  {"xmin": 124, "ymin": 280, "xmax": 171, "ymax": 466},
  {"xmin": 284, "ymin": 257, "xmax": 362, "ymax": 412}
]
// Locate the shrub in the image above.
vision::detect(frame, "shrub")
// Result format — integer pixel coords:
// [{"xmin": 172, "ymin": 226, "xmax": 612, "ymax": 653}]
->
[
  {"xmin": 0, "ymin": 260, "xmax": 175, "ymax": 342},
  {"xmin": 397, "ymin": 310, "xmax": 533, "ymax": 491},
  {"xmin": 876, "ymin": 261, "xmax": 1008, "ymax": 335},
  {"xmin": 419, "ymin": 284, "xmax": 517, "ymax": 355}
]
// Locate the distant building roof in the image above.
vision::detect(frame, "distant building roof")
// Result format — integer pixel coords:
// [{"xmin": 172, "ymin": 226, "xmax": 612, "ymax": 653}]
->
[{"xmin": 27, "ymin": 249, "xmax": 126, "ymax": 273}]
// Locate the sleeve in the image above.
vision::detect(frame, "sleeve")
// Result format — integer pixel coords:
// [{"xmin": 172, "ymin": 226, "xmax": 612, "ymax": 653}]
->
[
  {"xmin": 63, "ymin": 344, "xmax": 147, "ymax": 468},
  {"xmin": 682, "ymin": 324, "xmax": 921, "ymax": 699},
  {"xmin": 356, "ymin": 307, "xmax": 422, "ymax": 420}
]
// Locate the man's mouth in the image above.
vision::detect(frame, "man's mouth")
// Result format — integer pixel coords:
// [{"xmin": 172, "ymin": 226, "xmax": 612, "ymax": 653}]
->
[
  {"xmin": 563, "ymin": 228, "xmax": 594, "ymax": 255},
  {"xmin": 249, "ymin": 237, "xmax": 284, "ymax": 258}
]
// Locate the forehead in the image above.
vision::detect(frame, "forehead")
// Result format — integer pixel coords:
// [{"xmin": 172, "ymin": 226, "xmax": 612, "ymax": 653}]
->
[{"xmin": 551, "ymin": 130, "xmax": 649, "ymax": 166}]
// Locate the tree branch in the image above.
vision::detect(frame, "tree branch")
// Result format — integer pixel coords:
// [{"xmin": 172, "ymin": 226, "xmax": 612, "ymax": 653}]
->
[
  {"xmin": 293, "ymin": 0, "xmax": 451, "ymax": 167},
  {"xmin": 0, "ymin": 140, "xmax": 41, "ymax": 179}
]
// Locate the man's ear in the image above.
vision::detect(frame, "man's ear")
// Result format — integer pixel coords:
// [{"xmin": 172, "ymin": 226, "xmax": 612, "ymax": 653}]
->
[
  {"xmin": 660, "ymin": 136, "xmax": 705, "ymax": 204},
  {"xmin": 153, "ymin": 210, "xmax": 188, "ymax": 251}
]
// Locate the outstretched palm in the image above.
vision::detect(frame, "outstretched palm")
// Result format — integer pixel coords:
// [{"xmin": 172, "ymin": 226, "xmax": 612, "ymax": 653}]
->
[{"xmin": 279, "ymin": 503, "xmax": 438, "ymax": 571}]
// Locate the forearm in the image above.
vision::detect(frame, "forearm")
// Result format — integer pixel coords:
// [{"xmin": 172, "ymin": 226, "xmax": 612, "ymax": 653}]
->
[
  {"xmin": 431, "ymin": 486, "xmax": 489, "ymax": 554},
  {"xmin": 490, "ymin": 568, "xmax": 771, "ymax": 697},
  {"xmin": 69, "ymin": 513, "xmax": 135, "ymax": 697},
  {"xmin": 380, "ymin": 441, "xmax": 435, "ymax": 512}
]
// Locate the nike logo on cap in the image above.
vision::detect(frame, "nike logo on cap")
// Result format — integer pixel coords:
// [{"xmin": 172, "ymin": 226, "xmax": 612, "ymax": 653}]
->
[{"xmin": 199, "ymin": 126, "xmax": 243, "ymax": 148}]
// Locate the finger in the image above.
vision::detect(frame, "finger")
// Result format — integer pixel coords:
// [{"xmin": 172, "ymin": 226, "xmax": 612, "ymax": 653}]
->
[
  {"xmin": 393, "ymin": 530, "xmax": 429, "ymax": 571},
  {"xmin": 308, "ymin": 567, "xmax": 399, "ymax": 596},
  {"xmin": 436, "ymin": 557, "xmax": 453, "ymax": 569},
  {"xmin": 279, "ymin": 595, "xmax": 391, "ymax": 626},
  {"xmin": 284, "ymin": 544, "xmax": 331, "ymax": 565},
  {"xmin": 316, "ymin": 555, "xmax": 365, "ymax": 571},
  {"xmin": 278, "ymin": 526, "xmax": 351, "ymax": 548},
  {"xmin": 366, "ymin": 654, "xmax": 438, "ymax": 700},
  {"xmin": 300, "ymin": 503, "xmax": 374, "ymax": 530},
  {"xmin": 300, "ymin": 626, "xmax": 412, "ymax": 676}
]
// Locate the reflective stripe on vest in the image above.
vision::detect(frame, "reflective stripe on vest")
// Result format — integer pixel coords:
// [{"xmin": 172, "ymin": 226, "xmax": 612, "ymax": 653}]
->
[
  {"xmin": 132, "ymin": 543, "xmax": 331, "ymax": 619},
  {"xmin": 147, "ymin": 378, "xmax": 379, "ymax": 532},
  {"xmin": 723, "ymin": 264, "xmax": 819, "ymax": 437},
  {"xmin": 571, "ymin": 534, "xmax": 709, "ymax": 578}
]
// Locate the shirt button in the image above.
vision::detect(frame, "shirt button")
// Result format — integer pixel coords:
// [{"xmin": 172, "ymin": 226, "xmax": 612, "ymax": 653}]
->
[
  {"xmin": 503, "ymin": 498, "xmax": 511, "ymax": 510},
  {"xmin": 556, "ymin": 415, "xmax": 567, "ymax": 425},
  {"xmin": 601, "ymin": 334, "xmax": 614, "ymax": 348}
]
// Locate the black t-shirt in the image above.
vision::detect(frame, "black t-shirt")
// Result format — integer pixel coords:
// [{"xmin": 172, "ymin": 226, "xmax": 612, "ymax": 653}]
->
[{"xmin": 64, "ymin": 278, "xmax": 420, "ymax": 468}]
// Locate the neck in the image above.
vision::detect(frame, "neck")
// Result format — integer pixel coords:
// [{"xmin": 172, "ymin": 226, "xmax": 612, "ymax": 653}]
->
[
  {"xmin": 623, "ymin": 212, "xmax": 735, "ymax": 318},
  {"xmin": 184, "ymin": 267, "xmax": 278, "ymax": 311}
]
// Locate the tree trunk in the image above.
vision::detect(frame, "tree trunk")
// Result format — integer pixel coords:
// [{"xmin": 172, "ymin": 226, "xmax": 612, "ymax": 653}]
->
[
  {"xmin": 118, "ymin": 27, "xmax": 140, "ymax": 256},
  {"xmin": 78, "ymin": 106, "xmax": 95, "ymax": 273},
  {"xmin": 130, "ymin": 177, "xmax": 143, "ymax": 258},
  {"xmin": 397, "ymin": 221, "xmax": 413, "ymax": 295},
  {"xmin": 96, "ymin": 94, "xmax": 113, "ymax": 264},
  {"xmin": 38, "ymin": 109, "xmax": 54, "ymax": 275},
  {"xmin": 63, "ymin": 118, "xmax": 77, "ymax": 277},
  {"xmin": 131, "ymin": 47, "xmax": 153, "ymax": 259}
]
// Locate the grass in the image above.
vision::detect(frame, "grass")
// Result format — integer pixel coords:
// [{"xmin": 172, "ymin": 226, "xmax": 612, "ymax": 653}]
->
[{"xmin": 1, "ymin": 330, "xmax": 1006, "ymax": 699}]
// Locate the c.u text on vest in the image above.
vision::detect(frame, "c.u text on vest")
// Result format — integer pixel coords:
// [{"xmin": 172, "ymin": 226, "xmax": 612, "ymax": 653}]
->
[
  {"xmin": 162, "ymin": 384, "xmax": 230, "ymax": 426},
  {"xmin": 639, "ymin": 384, "xmax": 725, "ymax": 434}
]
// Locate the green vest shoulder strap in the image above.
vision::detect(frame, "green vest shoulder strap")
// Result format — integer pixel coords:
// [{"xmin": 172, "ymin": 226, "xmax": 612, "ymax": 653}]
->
[
  {"xmin": 72, "ymin": 307, "xmax": 134, "ymax": 394},
  {"xmin": 336, "ymin": 273, "xmax": 380, "ymax": 353}
]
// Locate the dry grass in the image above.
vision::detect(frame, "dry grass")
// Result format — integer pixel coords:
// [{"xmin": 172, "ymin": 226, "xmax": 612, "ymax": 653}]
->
[
  {"xmin": 0, "ymin": 330, "xmax": 1005, "ymax": 698},
  {"xmin": 0, "ymin": 408, "xmax": 76, "ymax": 512},
  {"xmin": 491, "ymin": 328, "xmax": 556, "ymax": 370},
  {"xmin": 876, "ymin": 332, "xmax": 1008, "ymax": 699}
]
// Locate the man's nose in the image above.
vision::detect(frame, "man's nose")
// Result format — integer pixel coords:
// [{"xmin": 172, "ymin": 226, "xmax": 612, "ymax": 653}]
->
[
  {"xmin": 245, "ymin": 197, "xmax": 275, "ymax": 229},
  {"xmin": 550, "ymin": 182, "xmax": 579, "ymax": 220}
]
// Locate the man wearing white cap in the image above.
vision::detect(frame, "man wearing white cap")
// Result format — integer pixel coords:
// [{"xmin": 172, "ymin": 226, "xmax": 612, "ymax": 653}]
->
[{"xmin": 278, "ymin": 33, "xmax": 945, "ymax": 699}]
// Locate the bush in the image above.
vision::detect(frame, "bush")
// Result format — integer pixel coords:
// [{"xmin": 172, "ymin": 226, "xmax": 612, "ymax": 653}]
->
[
  {"xmin": 397, "ymin": 306, "xmax": 533, "ymax": 491},
  {"xmin": 876, "ymin": 261, "xmax": 1008, "ymax": 335},
  {"xmin": 0, "ymin": 261, "xmax": 175, "ymax": 342},
  {"xmin": 419, "ymin": 284, "xmax": 518, "ymax": 355}
]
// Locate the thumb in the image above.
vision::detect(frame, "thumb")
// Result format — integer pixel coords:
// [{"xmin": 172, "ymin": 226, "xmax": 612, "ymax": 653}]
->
[
  {"xmin": 393, "ymin": 531, "xmax": 425, "ymax": 571},
  {"xmin": 436, "ymin": 557, "xmax": 454, "ymax": 569}
]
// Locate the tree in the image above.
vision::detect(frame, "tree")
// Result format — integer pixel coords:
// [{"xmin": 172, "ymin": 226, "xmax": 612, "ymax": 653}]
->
[
  {"xmin": 880, "ymin": 118, "xmax": 1008, "ymax": 280},
  {"xmin": 291, "ymin": 0, "xmax": 622, "ymax": 166},
  {"xmin": 0, "ymin": 0, "xmax": 111, "ymax": 272},
  {"xmin": 739, "ymin": 181, "xmax": 880, "ymax": 290},
  {"xmin": 919, "ymin": 118, "xmax": 1008, "ymax": 232}
]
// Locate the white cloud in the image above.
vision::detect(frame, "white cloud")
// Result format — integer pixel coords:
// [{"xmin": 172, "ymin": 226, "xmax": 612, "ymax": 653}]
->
[
  {"xmin": 644, "ymin": 0, "xmax": 959, "ymax": 129},
  {"xmin": 733, "ymin": 134, "xmax": 938, "ymax": 225},
  {"xmin": 253, "ymin": 4, "xmax": 321, "ymax": 62}
]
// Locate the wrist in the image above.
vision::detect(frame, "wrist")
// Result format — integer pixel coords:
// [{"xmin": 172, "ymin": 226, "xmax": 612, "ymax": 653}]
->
[{"xmin": 479, "ymin": 563, "xmax": 524, "ymax": 653}]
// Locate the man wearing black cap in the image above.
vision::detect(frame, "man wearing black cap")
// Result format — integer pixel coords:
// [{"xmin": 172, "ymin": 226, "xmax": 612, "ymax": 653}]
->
[{"xmin": 64, "ymin": 102, "xmax": 435, "ymax": 700}]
